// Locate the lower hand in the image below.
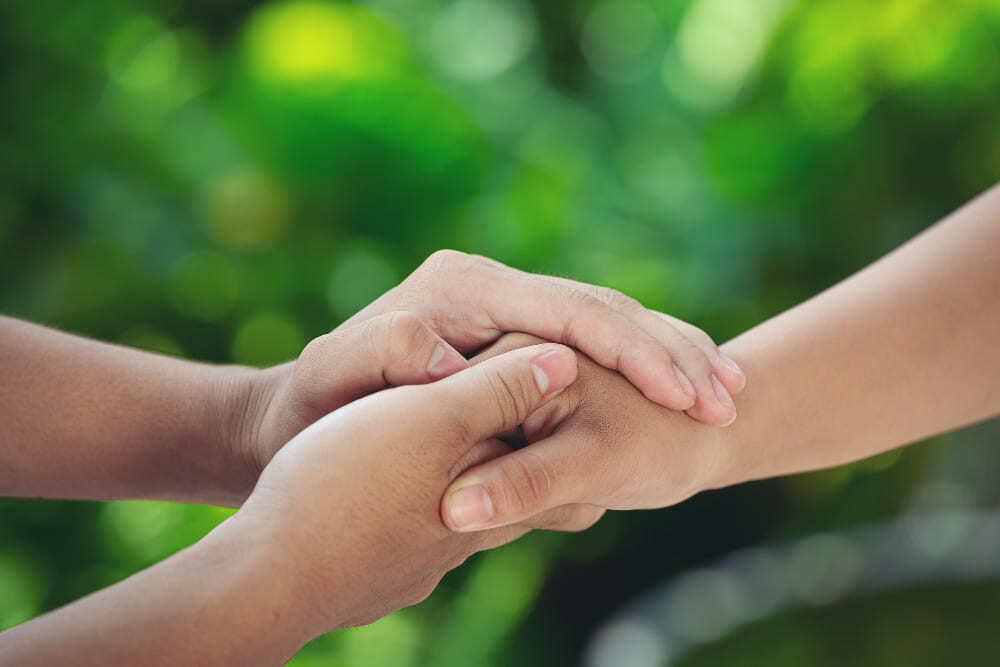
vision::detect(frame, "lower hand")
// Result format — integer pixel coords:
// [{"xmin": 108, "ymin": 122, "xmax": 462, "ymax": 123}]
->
[
  {"xmin": 224, "ymin": 251, "xmax": 745, "ymax": 499},
  {"xmin": 440, "ymin": 333, "xmax": 733, "ymax": 532},
  {"xmin": 234, "ymin": 343, "xmax": 593, "ymax": 633}
]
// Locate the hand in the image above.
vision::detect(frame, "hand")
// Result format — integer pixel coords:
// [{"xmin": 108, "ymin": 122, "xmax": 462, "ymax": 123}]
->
[
  {"xmin": 235, "ymin": 343, "xmax": 592, "ymax": 633},
  {"xmin": 440, "ymin": 333, "xmax": 731, "ymax": 532},
  {"xmin": 226, "ymin": 310, "xmax": 471, "ymax": 488},
  {"xmin": 342, "ymin": 250, "xmax": 745, "ymax": 422},
  {"xmin": 225, "ymin": 250, "xmax": 745, "ymax": 497}
]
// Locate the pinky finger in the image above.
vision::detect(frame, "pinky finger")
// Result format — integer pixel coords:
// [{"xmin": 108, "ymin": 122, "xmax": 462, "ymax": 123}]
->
[{"xmin": 654, "ymin": 311, "xmax": 746, "ymax": 395}]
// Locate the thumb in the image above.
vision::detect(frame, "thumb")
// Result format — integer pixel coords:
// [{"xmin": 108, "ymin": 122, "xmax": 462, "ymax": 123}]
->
[
  {"xmin": 426, "ymin": 343, "xmax": 577, "ymax": 450},
  {"xmin": 441, "ymin": 429, "xmax": 582, "ymax": 532},
  {"xmin": 295, "ymin": 310, "xmax": 468, "ymax": 412}
]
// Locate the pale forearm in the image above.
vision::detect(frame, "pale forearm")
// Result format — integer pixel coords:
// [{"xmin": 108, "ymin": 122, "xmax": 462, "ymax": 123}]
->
[
  {"xmin": 714, "ymin": 184, "xmax": 1000, "ymax": 488},
  {"xmin": 0, "ymin": 512, "xmax": 313, "ymax": 666},
  {"xmin": 0, "ymin": 317, "xmax": 256, "ymax": 505}
]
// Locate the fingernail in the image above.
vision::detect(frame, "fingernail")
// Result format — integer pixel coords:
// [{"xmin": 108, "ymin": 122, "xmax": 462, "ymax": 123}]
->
[
  {"xmin": 720, "ymin": 353, "xmax": 744, "ymax": 377},
  {"xmin": 428, "ymin": 344, "xmax": 467, "ymax": 379},
  {"xmin": 672, "ymin": 362, "xmax": 696, "ymax": 399},
  {"xmin": 531, "ymin": 350, "xmax": 574, "ymax": 395},
  {"xmin": 444, "ymin": 485, "xmax": 494, "ymax": 531},
  {"xmin": 712, "ymin": 374, "xmax": 737, "ymax": 424}
]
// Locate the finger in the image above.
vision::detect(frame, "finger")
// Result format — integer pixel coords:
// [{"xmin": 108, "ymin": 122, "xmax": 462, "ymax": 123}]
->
[
  {"xmin": 448, "ymin": 438, "xmax": 604, "ymax": 533},
  {"xmin": 345, "ymin": 251, "xmax": 698, "ymax": 410},
  {"xmin": 474, "ymin": 274, "xmax": 698, "ymax": 411},
  {"xmin": 390, "ymin": 251, "xmax": 699, "ymax": 409},
  {"xmin": 540, "ymin": 275, "xmax": 741, "ymax": 425},
  {"xmin": 296, "ymin": 310, "xmax": 468, "ymax": 412},
  {"xmin": 348, "ymin": 250, "xmax": 703, "ymax": 411},
  {"xmin": 654, "ymin": 311, "xmax": 745, "ymax": 395},
  {"xmin": 448, "ymin": 438, "xmax": 514, "ymax": 481},
  {"xmin": 628, "ymin": 308, "xmax": 736, "ymax": 426},
  {"xmin": 425, "ymin": 344, "xmax": 578, "ymax": 451},
  {"xmin": 546, "ymin": 275, "xmax": 744, "ymax": 399},
  {"xmin": 441, "ymin": 429, "xmax": 593, "ymax": 532}
]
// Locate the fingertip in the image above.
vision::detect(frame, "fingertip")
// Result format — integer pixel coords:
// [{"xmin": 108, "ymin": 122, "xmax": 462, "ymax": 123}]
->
[
  {"xmin": 442, "ymin": 482, "xmax": 495, "ymax": 532},
  {"xmin": 717, "ymin": 353, "xmax": 747, "ymax": 393},
  {"xmin": 685, "ymin": 403, "xmax": 737, "ymax": 427},
  {"xmin": 686, "ymin": 375, "xmax": 738, "ymax": 426},
  {"xmin": 530, "ymin": 346, "xmax": 577, "ymax": 395},
  {"xmin": 713, "ymin": 362, "xmax": 746, "ymax": 395},
  {"xmin": 427, "ymin": 343, "xmax": 469, "ymax": 380}
]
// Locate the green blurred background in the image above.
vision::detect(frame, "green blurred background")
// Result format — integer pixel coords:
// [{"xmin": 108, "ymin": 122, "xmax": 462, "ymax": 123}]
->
[{"xmin": 2, "ymin": 0, "xmax": 999, "ymax": 664}]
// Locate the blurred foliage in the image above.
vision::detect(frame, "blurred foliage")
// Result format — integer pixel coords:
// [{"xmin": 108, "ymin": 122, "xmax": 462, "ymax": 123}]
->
[
  {"xmin": 1, "ymin": 0, "xmax": 999, "ymax": 664},
  {"xmin": 678, "ymin": 581, "xmax": 1000, "ymax": 667}
]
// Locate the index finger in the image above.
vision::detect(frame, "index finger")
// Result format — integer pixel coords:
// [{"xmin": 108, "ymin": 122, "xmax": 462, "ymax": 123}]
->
[{"xmin": 469, "ymin": 270, "xmax": 697, "ymax": 411}]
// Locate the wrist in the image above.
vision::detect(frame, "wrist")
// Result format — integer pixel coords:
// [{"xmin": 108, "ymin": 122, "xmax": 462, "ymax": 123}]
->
[
  {"xmin": 701, "ymin": 341, "xmax": 756, "ymax": 493},
  {"xmin": 230, "ymin": 492, "xmax": 360, "ymax": 637},
  {"xmin": 195, "ymin": 508, "xmax": 323, "ymax": 658},
  {"xmin": 203, "ymin": 364, "xmax": 270, "ymax": 505}
]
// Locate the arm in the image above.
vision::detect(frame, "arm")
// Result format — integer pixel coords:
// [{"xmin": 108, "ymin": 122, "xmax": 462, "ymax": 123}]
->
[
  {"xmin": 714, "ymin": 182, "xmax": 1000, "ymax": 486},
  {"xmin": 0, "ymin": 512, "xmax": 312, "ymax": 666},
  {"xmin": 0, "ymin": 312, "xmax": 470, "ymax": 505},
  {"xmin": 0, "ymin": 252, "xmax": 743, "ymax": 505},
  {"xmin": 0, "ymin": 345, "xmax": 588, "ymax": 665},
  {"xmin": 441, "ymin": 183, "xmax": 1000, "ymax": 528},
  {"xmin": 0, "ymin": 317, "xmax": 251, "ymax": 505}
]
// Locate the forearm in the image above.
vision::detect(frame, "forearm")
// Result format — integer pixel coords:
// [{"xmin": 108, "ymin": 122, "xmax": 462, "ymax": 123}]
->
[
  {"xmin": 0, "ymin": 511, "xmax": 314, "ymax": 666},
  {"xmin": 0, "ymin": 317, "xmax": 257, "ymax": 505},
  {"xmin": 712, "ymin": 184, "xmax": 1000, "ymax": 488}
]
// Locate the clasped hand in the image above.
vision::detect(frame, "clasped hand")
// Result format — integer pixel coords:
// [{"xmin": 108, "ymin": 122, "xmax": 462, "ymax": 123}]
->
[{"xmin": 225, "ymin": 250, "xmax": 744, "ymax": 637}]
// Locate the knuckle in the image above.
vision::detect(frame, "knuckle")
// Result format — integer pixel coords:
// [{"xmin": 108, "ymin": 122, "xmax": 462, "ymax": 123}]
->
[
  {"xmin": 292, "ymin": 334, "xmax": 329, "ymax": 392},
  {"xmin": 381, "ymin": 311, "xmax": 428, "ymax": 358},
  {"xmin": 296, "ymin": 332, "xmax": 328, "ymax": 369},
  {"xmin": 574, "ymin": 506, "xmax": 606, "ymax": 531},
  {"xmin": 557, "ymin": 288, "xmax": 606, "ymax": 345},
  {"xmin": 602, "ymin": 287, "xmax": 644, "ymax": 315},
  {"xmin": 421, "ymin": 249, "xmax": 467, "ymax": 275},
  {"xmin": 496, "ymin": 451, "xmax": 552, "ymax": 515},
  {"xmin": 483, "ymin": 371, "xmax": 522, "ymax": 427},
  {"xmin": 553, "ymin": 505, "xmax": 605, "ymax": 533},
  {"xmin": 682, "ymin": 344, "xmax": 716, "ymax": 376},
  {"xmin": 436, "ymin": 396, "xmax": 476, "ymax": 447},
  {"xmin": 684, "ymin": 324, "xmax": 717, "ymax": 350}
]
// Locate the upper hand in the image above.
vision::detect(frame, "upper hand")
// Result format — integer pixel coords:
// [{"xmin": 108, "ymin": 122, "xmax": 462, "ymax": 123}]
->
[
  {"xmin": 229, "ymin": 250, "xmax": 745, "ymax": 493},
  {"xmin": 344, "ymin": 250, "xmax": 745, "ymax": 422}
]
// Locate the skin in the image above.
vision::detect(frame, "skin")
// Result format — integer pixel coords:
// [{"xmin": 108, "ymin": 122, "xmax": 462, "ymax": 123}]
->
[
  {"xmin": 442, "ymin": 182, "xmax": 1000, "ymax": 530},
  {"xmin": 0, "ymin": 252, "xmax": 742, "ymax": 508},
  {"xmin": 0, "ymin": 345, "xmax": 587, "ymax": 666}
]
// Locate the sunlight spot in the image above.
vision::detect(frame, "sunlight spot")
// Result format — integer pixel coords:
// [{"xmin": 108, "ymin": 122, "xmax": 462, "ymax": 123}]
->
[
  {"xmin": 203, "ymin": 168, "xmax": 290, "ymax": 247},
  {"xmin": 326, "ymin": 246, "xmax": 399, "ymax": 321},
  {"xmin": 244, "ymin": 1, "xmax": 405, "ymax": 83},
  {"xmin": 663, "ymin": 0, "xmax": 790, "ymax": 109},
  {"xmin": 231, "ymin": 312, "xmax": 306, "ymax": 366},
  {"xmin": 584, "ymin": 619, "xmax": 669, "ymax": 667},
  {"xmin": 665, "ymin": 568, "xmax": 752, "ymax": 642},
  {"xmin": 582, "ymin": 0, "xmax": 660, "ymax": 83},
  {"xmin": 430, "ymin": 0, "xmax": 536, "ymax": 80},
  {"xmin": 168, "ymin": 250, "xmax": 241, "ymax": 322},
  {"xmin": 786, "ymin": 533, "xmax": 864, "ymax": 606}
]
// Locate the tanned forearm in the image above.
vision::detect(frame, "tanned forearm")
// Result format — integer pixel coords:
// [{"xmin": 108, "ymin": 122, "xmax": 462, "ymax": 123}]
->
[
  {"xmin": 0, "ymin": 317, "xmax": 255, "ymax": 505},
  {"xmin": 0, "ymin": 511, "xmax": 313, "ymax": 666},
  {"xmin": 713, "ymin": 183, "xmax": 1000, "ymax": 488}
]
